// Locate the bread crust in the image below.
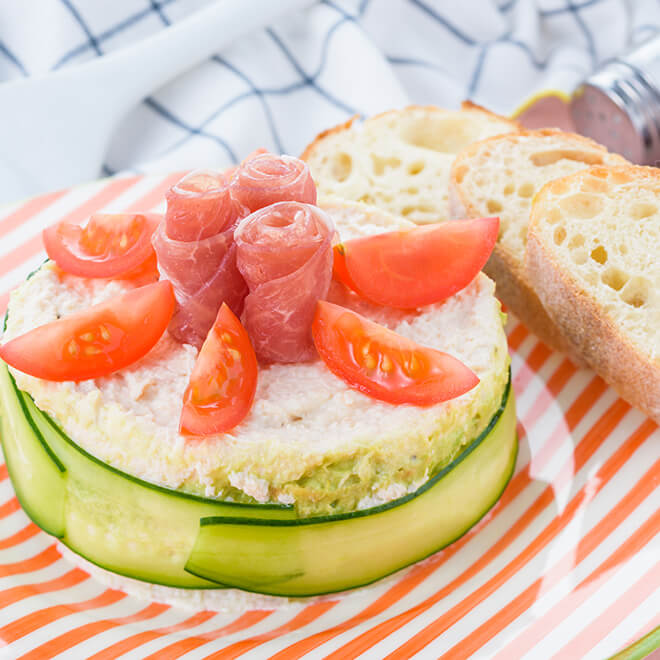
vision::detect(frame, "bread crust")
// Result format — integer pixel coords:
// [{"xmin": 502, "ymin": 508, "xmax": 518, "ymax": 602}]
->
[
  {"xmin": 486, "ymin": 242, "xmax": 584, "ymax": 361},
  {"xmin": 526, "ymin": 229, "xmax": 660, "ymax": 422},
  {"xmin": 459, "ymin": 100, "xmax": 521, "ymax": 128},
  {"xmin": 449, "ymin": 129, "xmax": 626, "ymax": 363},
  {"xmin": 526, "ymin": 165, "xmax": 660, "ymax": 423},
  {"xmin": 300, "ymin": 115, "xmax": 360, "ymax": 161},
  {"xmin": 300, "ymin": 104, "xmax": 519, "ymax": 162},
  {"xmin": 455, "ymin": 126, "xmax": 621, "ymax": 153}
]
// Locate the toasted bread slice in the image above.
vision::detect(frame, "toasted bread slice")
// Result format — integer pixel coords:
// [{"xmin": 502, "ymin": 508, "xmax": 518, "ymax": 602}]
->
[
  {"xmin": 526, "ymin": 165, "xmax": 660, "ymax": 423},
  {"xmin": 301, "ymin": 102, "xmax": 518, "ymax": 225},
  {"xmin": 449, "ymin": 129, "xmax": 627, "ymax": 359}
]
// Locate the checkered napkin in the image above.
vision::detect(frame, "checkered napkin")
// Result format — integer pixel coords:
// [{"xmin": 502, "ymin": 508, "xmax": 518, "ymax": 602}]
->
[{"xmin": 1, "ymin": 0, "xmax": 659, "ymax": 185}]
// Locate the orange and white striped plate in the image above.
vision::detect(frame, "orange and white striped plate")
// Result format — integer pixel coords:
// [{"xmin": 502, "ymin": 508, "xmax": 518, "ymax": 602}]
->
[{"xmin": 0, "ymin": 174, "xmax": 658, "ymax": 660}]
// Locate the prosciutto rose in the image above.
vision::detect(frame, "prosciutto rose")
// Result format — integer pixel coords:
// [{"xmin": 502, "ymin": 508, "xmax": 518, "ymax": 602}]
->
[
  {"xmin": 234, "ymin": 202, "xmax": 334, "ymax": 363},
  {"xmin": 153, "ymin": 170, "xmax": 249, "ymax": 347},
  {"xmin": 231, "ymin": 153, "xmax": 317, "ymax": 212}
]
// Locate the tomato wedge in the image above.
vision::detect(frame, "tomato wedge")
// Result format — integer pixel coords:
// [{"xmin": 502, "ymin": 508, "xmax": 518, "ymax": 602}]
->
[
  {"xmin": 312, "ymin": 301, "xmax": 478, "ymax": 406},
  {"xmin": 332, "ymin": 217, "xmax": 499, "ymax": 308},
  {"xmin": 0, "ymin": 281, "xmax": 175, "ymax": 382},
  {"xmin": 43, "ymin": 212, "xmax": 162, "ymax": 278},
  {"xmin": 180, "ymin": 303, "xmax": 258, "ymax": 436},
  {"xmin": 118, "ymin": 252, "xmax": 160, "ymax": 284}
]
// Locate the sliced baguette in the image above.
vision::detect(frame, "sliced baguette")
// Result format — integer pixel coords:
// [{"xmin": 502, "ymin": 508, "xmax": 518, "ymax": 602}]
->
[
  {"xmin": 526, "ymin": 165, "xmax": 660, "ymax": 423},
  {"xmin": 301, "ymin": 102, "xmax": 518, "ymax": 225},
  {"xmin": 449, "ymin": 129, "xmax": 627, "ymax": 359}
]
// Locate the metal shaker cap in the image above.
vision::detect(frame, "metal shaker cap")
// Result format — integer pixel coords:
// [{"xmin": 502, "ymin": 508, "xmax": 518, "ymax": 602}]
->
[{"xmin": 571, "ymin": 34, "xmax": 660, "ymax": 165}]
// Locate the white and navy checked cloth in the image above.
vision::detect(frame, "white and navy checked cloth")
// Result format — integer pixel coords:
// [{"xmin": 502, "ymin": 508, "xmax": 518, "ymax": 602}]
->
[{"xmin": 1, "ymin": 0, "xmax": 659, "ymax": 185}]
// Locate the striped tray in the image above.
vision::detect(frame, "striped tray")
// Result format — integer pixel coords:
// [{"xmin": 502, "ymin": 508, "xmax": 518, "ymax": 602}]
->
[{"xmin": 0, "ymin": 174, "xmax": 658, "ymax": 659}]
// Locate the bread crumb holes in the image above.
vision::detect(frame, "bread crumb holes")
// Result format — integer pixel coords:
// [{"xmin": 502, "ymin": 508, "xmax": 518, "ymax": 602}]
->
[
  {"xmin": 529, "ymin": 149, "xmax": 603, "ymax": 167},
  {"xmin": 601, "ymin": 267, "xmax": 627, "ymax": 291},
  {"xmin": 560, "ymin": 193, "xmax": 603, "ymax": 219},
  {"xmin": 631, "ymin": 202, "xmax": 657, "ymax": 220},
  {"xmin": 371, "ymin": 155, "xmax": 401, "ymax": 176},
  {"xmin": 331, "ymin": 153, "xmax": 352, "ymax": 182},
  {"xmin": 590, "ymin": 245, "xmax": 608, "ymax": 264},
  {"xmin": 621, "ymin": 277, "xmax": 649, "ymax": 308}
]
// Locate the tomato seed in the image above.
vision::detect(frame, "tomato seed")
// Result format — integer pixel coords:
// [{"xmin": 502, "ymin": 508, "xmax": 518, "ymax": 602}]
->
[{"xmin": 406, "ymin": 354, "xmax": 420, "ymax": 376}]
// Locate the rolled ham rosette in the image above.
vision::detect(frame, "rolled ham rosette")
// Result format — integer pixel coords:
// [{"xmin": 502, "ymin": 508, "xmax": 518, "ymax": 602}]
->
[
  {"xmin": 230, "ymin": 153, "xmax": 317, "ymax": 212},
  {"xmin": 153, "ymin": 170, "xmax": 249, "ymax": 347},
  {"xmin": 234, "ymin": 201, "xmax": 334, "ymax": 363},
  {"xmin": 164, "ymin": 169, "xmax": 246, "ymax": 241}
]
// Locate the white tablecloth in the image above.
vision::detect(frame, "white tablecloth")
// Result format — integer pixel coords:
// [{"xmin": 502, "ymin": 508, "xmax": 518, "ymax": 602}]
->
[{"xmin": 1, "ymin": 0, "xmax": 659, "ymax": 185}]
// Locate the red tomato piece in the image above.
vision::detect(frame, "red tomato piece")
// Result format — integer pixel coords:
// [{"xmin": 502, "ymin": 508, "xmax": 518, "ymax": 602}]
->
[
  {"xmin": 332, "ymin": 244, "xmax": 359, "ymax": 292},
  {"xmin": 118, "ymin": 252, "xmax": 160, "ymax": 285},
  {"xmin": 312, "ymin": 301, "xmax": 478, "ymax": 406},
  {"xmin": 43, "ymin": 212, "xmax": 162, "ymax": 278},
  {"xmin": 0, "ymin": 281, "xmax": 175, "ymax": 382},
  {"xmin": 180, "ymin": 303, "xmax": 258, "ymax": 436},
  {"xmin": 332, "ymin": 217, "xmax": 499, "ymax": 308}
]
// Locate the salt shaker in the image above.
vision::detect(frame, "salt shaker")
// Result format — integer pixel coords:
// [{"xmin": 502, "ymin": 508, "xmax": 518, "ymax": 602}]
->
[{"xmin": 571, "ymin": 34, "xmax": 660, "ymax": 165}]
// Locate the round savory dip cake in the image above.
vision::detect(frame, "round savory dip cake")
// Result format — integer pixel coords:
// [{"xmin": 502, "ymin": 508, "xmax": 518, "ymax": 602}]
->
[{"xmin": 3, "ymin": 200, "xmax": 509, "ymax": 517}]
